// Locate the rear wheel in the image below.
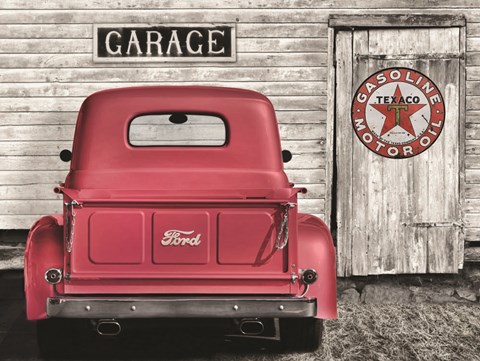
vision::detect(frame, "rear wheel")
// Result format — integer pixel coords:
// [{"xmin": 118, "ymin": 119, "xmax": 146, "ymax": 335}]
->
[{"xmin": 280, "ymin": 318, "xmax": 323, "ymax": 352}]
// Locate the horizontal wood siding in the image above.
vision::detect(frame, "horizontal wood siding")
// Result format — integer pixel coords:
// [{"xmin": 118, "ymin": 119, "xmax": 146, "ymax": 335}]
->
[
  {"xmin": 466, "ymin": 14, "xmax": 480, "ymax": 244},
  {"xmin": 0, "ymin": 0, "xmax": 477, "ymax": 250},
  {"xmin": 0, "ymin": 3, "xmax": 331, "ymax": 229}
]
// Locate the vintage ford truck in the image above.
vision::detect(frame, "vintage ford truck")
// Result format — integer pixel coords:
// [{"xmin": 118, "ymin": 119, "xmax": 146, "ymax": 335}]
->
[{"xmin": 24, "ymin": 86, "xmax": 336, "ymax": 354}]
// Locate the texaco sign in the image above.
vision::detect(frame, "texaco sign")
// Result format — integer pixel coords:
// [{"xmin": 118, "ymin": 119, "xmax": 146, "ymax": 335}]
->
[{"xmin": 351, "ymin": 67, "xmax": 445, "ymax": 158}]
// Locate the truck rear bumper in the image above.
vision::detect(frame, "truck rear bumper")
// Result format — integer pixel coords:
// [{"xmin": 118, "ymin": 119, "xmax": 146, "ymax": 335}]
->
[{"xmin": 47, "ymin": 296, "xmax": 316, "ymax": 319}]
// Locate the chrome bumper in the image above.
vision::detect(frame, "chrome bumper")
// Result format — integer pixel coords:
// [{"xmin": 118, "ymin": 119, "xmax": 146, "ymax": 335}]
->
[{"xmin": 47, "ymin": 296, "xmax": 316, "ymax": 319}]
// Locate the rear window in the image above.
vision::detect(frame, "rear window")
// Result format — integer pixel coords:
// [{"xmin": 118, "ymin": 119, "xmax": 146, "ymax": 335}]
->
[{"xmin": 128, "ymin": 113, "xmax": 227, "ymax": 146}]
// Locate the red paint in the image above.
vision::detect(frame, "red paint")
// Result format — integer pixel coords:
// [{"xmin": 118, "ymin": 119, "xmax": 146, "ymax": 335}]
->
[
  {"xmin": 24, "ymin": 86, "xmax": 337, "ymax": 321},
  {"xmin": 24, "ymin": 215, "xmax": 64, "ymax": 320},
  {"xmin": 296, "ymin": 213, "xmax": 337, "ymax": 319}
]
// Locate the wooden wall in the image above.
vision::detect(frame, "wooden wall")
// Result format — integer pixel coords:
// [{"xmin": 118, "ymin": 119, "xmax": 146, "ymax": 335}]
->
[{"xmin": 0, "ymin": 0, "xmax": 479, "ymax": 252}]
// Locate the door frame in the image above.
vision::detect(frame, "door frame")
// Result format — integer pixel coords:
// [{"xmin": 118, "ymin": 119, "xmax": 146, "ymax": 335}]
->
[{"xmin": 324, "ymin": 14, "xmax": 467, "ymax": 268}]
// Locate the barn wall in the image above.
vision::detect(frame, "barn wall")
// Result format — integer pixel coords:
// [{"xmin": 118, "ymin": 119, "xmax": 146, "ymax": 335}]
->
[{"xmin": 0, "ymin": 0, "xmax": 479, "ymax": 242}]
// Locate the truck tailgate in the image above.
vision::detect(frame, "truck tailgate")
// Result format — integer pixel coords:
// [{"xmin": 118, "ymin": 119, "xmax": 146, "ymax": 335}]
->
[{"xmin": 64, "ymin": 200, "xmax": 296, "ymax": 294}]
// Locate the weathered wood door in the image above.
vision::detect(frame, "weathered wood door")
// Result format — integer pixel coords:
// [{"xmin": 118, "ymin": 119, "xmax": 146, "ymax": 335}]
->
[{"xmin": 334, "ymin": 27, "xmax": 464, "ymax": 276}]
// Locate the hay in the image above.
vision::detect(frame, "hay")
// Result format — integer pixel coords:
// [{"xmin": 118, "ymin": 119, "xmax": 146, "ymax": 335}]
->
[{"xmin": 319, "ymin": 303, "xmax": 480, "ymax": 361}]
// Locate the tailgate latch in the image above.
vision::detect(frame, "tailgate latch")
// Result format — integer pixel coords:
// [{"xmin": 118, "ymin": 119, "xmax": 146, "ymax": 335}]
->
[{"xmin": 275, "ymin": 203, "xmax": 296, "ymax": 250}]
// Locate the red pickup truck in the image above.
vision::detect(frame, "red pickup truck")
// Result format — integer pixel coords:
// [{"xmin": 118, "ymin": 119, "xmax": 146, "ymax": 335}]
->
[{"xmin": 24, "ymin": 86, "xmax": 336, "ymax": 355}]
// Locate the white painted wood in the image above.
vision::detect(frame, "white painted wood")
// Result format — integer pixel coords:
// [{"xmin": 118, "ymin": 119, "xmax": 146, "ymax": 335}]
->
[
  {"xmin": 459, "ymin": 26, "xmax": 467, "ymax": 269},
  {"xmin": 0, "ymin": 200, "xmax": 62, "ymax": 215},
  {"xmin": 0, "ymin": 23, "xmax": 328, "ymax": 39},
  {"xmin": 466, "ymin": 53, "xmax": 480, "ymax": 67},
  {"xmin": 0, "ymin": 53, "xmax": 327, "ymax": 68},
  {"xmin": 0, "ymin": 183, "xmax": 324, "ymax": 200},
  {"xmin": 0, "ymin": 96, "xmax": 326, "ymax": 112},
  {"xmin": 324, "ymin": 27, "xmax": 335, "ymax": 230},
  {"xmin": 0, "ymin": 10, "xmax": 472, "ymax": 27},
  {"xmin": 1, "ymin": 0, "xmax": 479, "ymax": 10},
  {"xmin": 0, "ymin": 2, "xmax": 473, "ymax": 271},
  {"xmin": 0, "ymin": 67, "xmax": 327, "ymax": 83},
  {"xmin": 464, "ymin": 198, "xmax": 480, "ymax": 213},
  {"xmin": 466, "ymin": 168, "xmax": 480, "ymax": 184},
  {"xmin": 0, "ymin": 82, "xmax": 326, "ymax": 97},
  {"xmin": 0, "ymin": 154, "xmax": 326, "ymax": 171},
  {"xmin": 0, "ymin": 8, "xmax": 328, "ymax": 230},
  {"xmin": 466, "ymin": 67, "xmax": 480, "ymax": 80},
  {"xmin": 467, "ymin": 37, "xmax": 480, "ymax": 52},
  {"xmin": 350, "ymin": 29, "xmax": 370, "ymax": 276},
  {"xmin": 0, "ymin": 110, "xmax": 326, "ymax": 125},
  {"xmin": 464, "ymin": 247, "xmax": 480, "ymax": 262},
  {"xmin": 466, "ymin": 111, "xmax": 480, "ymax": 125},
  {"xmin": 0, "ymin": 38, "xmax": 326, "ymax": 54},
  {"xmin": 0, "ymin": 124, "xmax": 326, "ymax": 141},
  {"xmin": 426, "ymin": 58, "xmax": 461, "ymax": 273},
  {"xmin": 0, "ymin": 139, "xmax": 323, "ymax": 156},
  {"xmin": 466, "ymin": 82, "xmax": 480, "ymax": 95},
  {"xmin": 334, "ymin": 30, "xmax": 353, "ymax": 277},
  {"xmin": 465, "ymin": 213, "xmax": 480, "ymax": 227},
  {"xmin": 0, "ymin": 215, "xmax": 44, "ymax": 229},
  {"xmin": 298, "ymin": 199, "xmax": 325, "ymax": 214},
  {"xmin": 297, "ymin": 184, "xmax": 326, "ymax": 199},
  {"xmin": 466, "ymin": 96, "xmax": 480, "ymax": 110},
  {"xmin": 4, "ymin": 0, "xmax": 480, "ymax": 10},
  {"xmin": 465, "ymin": 227, "xmax": 480, "ymax": 242},
  {"xmin": 0, "ymin": 185, "xmax": 63, "ymax": 200},
  {"xmin": 334, "ymin": 26, "xmax": 463, "ymax": 275},
  {"xmin": 0, "ymin": 169, "xmax": 324, "ymax": 187},
  {"xmin": 0, "ymin": 197, "xmax": 323, "ymax": 216},
  {"xmin": 0, "ymin": 171, "xmax": 69, "ymax": 185}
]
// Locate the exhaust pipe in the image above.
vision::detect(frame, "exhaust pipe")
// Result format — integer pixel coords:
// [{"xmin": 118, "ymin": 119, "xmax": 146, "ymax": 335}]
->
[
  {"xmin": 239, "ymin": 319, "xmax": 264, "ymax": 336},
  {"xmin": 96, "ymin": 319, "xmax": 121, "ymax": 336}
]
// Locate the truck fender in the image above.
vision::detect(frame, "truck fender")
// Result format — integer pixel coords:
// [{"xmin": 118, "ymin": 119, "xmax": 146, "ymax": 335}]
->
[
  {"xmin": 24, "ymin": 215, "xmax": 64, "ymax": 320},
  {"xmin": 296, "ymin": 213, "xmax": 337, "ymax": 319}
]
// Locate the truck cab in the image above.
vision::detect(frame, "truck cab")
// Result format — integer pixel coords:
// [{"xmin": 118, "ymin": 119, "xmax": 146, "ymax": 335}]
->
[{"xmin": 24, "ymin": 86, "xmax": 336, "ymax": 355}]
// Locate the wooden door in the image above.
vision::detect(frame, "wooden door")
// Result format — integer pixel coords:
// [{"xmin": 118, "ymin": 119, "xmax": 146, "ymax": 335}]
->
[{"xmin": 334, "ymin": 27, "xmax": 464, "ymax": 276}]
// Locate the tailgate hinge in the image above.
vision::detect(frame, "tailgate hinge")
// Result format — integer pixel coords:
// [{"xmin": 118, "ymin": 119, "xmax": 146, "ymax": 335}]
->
[
  {"xmin": 275, "ymin": 203, "xmax": 296, "ymax": 251},
  {"xmin": 65, "ymin": 200, "xmax": 82, "ymax": 253}
]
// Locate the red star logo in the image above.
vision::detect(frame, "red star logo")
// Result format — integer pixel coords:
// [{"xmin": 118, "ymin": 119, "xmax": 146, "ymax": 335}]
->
[{"xmin": 370, "ymin": 85, "xmax": 427, "ymax": 137}]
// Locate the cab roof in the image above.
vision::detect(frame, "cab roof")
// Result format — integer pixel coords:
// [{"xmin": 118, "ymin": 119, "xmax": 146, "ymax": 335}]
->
[{"xmin": 67, "ymin": 86, "xmax": 289, "ymax": 192}]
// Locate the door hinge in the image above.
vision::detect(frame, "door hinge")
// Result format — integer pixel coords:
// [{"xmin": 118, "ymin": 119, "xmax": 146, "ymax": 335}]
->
[{"xmin": 402, "ymin": 221, "xmax": 463, "ymax": 229}]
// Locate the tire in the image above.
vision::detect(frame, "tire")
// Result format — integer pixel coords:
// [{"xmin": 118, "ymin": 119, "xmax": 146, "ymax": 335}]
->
[
  {"xmin": 36, "ymin": 318, "xmax": 77, "ymax": 358},
  {"xmin": 280, "ymin": 317, "xmax": 323, "ymax": 352}
]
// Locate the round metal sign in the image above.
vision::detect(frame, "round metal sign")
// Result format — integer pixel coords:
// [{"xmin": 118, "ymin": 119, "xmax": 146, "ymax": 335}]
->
[{"xmin": 351, "ymin": 67, "xmax": 445, "ymax": 159}]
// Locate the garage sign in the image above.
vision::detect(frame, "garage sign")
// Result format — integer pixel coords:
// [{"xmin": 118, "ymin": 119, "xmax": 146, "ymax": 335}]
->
[
  {"xmin": 94, "ymin": 24, "xmax": 236, "ymax": 62},
  {"xmin": 351, "ymin": 67, "xmax": 445, "ymax": 158}
]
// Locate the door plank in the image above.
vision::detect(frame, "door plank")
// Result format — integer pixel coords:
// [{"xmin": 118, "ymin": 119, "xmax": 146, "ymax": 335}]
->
[
  {"xmin": 335, "ymin": 30, "xmax": 353, "ymax": 277},
  {"xmin": 427, "ymin": 58, "xmax": 461, "ymax": 273},
  {"xmin": 351, "ymin": 30, "xmax": 370, "ymax": 276}
]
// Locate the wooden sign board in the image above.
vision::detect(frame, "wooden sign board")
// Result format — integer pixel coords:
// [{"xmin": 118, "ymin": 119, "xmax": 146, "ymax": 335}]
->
[{"xmin": 93, "ymin": 24, "xmax": 236, "ymax": 63}]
